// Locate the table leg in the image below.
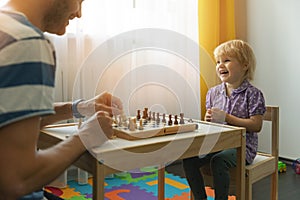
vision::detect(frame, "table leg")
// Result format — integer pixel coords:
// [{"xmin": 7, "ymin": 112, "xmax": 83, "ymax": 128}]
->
[
  {"xmin": 235, "ymin": 131, "xmax": 246, "ymax": 200},
  {"xmin": 158, "ymin": 166, "xmax": 165, "ymax": 200},
  {"xmin": 93, "ymin": 161, "xmax": 105, "ymax": 200}
]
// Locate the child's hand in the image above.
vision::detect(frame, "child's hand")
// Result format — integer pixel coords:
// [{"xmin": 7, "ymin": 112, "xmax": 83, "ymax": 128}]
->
[
  {"xmin": 205, "ymin": 107, "xmax": 226, "ymax": 123},
  {"xmin": 204, "ymin": 109, "xmax": 212, "ymax": 122}
]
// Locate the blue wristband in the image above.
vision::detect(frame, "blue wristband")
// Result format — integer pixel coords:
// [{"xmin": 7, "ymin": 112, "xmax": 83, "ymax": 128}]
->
[{"xmin": 72, "ymin": 99, "xmax": 85, "ymax": 118}]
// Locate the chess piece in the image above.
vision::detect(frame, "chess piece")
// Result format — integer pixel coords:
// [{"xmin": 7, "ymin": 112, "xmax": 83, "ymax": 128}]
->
[
  {"xmin": 162, "ymin": 113, "xmax": 166, "ymax": 123},
  {"xmin": 151, "ymin": 120, "xmax": 156, "ymax": 127},
  {"xmin": 137, "ymin": 110, "xmax": 141, "ymax": 120},
  {"xmin": 180, "ymin": 113, "xmax": 185, "ymax": 124},
  {"xmin": 148, "ymin": 111, "xmax": 152, "ymax": 121},
  {"xmin": 142, "ymin": 108, "xmax": 148, "ymax": 119},
  {"xmin": 129, "ymin": 117, "xmax": 136, "ymax": 131},
  {"xmin": 168, "ymin": 114, "xmax": 173, "ymax": 125},
  {"xmin": 152, "ymin": 112, "xmax": 156, "ymax": 121},
  {"xmin": 118, "ymin": 115, "xmax": 122, "ymax": 127},
  {"xmin": 121, "ymin": 113, "xmax": 128, "ymax": 127},
  {"xmin": 156, "ymin": 112, "xmax": 160, "ymax": 124},
  {"xmin": 174, "ymin": 115, "xmax": 178, "ymax": 125},
  {"xmin": 139, "ymin": 119, "xmax": 144, "ymax": 130},
  {"xmin": 133, "ymin": 117, "xmax": 137, "ymax": 129}
]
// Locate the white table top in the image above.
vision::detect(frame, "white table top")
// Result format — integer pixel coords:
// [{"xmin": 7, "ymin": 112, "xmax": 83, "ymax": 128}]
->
[{"xmin": 42, "ymin": 121, "xmax": 236, "ymax": 171}]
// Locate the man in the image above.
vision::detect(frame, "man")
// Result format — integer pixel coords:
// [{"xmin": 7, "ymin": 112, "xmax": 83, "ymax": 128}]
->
[{"xmin": 0, "ymin": 0, "xmax": 123, "ymax": 199}]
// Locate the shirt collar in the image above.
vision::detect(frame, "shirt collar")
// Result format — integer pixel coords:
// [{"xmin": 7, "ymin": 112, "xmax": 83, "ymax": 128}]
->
[{"xmin": 221, "ymin": 80, "xmax": 250, "ymax": 95}]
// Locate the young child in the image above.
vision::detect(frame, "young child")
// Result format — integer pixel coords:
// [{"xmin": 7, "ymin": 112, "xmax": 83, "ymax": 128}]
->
[{"xmin": 182, "ymin": 39, "xmax": 266, "ymax": 200}]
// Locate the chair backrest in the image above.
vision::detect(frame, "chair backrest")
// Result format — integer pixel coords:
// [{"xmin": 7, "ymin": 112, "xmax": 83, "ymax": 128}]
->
[
  {"xmin": 199, "ymin": 105, "xmax": 280, "ymax": 194},
  {"xmin": 261, "ymin": 106, "xmax": 279, "ymax": 157}
]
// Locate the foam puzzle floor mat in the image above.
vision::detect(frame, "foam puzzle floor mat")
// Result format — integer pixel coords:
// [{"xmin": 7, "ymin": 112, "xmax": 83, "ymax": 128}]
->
[{"xmin": 45, "ymin": 168, "xmax": 236, "ymax": 200}]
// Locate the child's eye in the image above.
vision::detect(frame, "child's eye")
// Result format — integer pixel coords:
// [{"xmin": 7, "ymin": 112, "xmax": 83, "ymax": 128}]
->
[{"xmin": 225, "ymin": 59, "xmax": 230, "ymax": 62}]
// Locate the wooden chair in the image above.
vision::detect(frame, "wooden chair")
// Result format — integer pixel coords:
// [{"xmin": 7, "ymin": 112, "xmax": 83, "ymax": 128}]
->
[{"xmin": 191, "ymin": 106, "xmax": 279, "ymax": 200}]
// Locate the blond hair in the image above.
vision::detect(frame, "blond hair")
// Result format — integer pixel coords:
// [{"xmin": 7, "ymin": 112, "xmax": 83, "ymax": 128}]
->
[{"xmin": 213, "ymin": 39, "xmax": 256, "ymax": 81}]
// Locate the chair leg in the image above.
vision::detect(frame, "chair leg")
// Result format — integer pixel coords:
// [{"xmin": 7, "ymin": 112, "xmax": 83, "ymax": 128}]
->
[
  {"xmin": 245, "ymin": 178, "xmax": 252, "ymax": 200},
  {"xmin": 190, "ymin": 190, "xmax": 194, "ymax": 200},
  {"xmin": 270, "ymin": 172, "xmax": 278, "ymax": 200}
]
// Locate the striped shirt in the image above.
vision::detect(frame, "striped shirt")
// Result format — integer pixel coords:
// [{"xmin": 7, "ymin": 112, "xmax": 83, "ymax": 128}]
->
[{"xmin": 0, "ymin": 10, "xmax": 56, "ymax": 128}]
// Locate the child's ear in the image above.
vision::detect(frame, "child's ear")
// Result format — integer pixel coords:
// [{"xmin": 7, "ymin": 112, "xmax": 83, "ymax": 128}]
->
[{"xmin": 243, "ymin": 63, "xmax": 249, "ymax": 70}]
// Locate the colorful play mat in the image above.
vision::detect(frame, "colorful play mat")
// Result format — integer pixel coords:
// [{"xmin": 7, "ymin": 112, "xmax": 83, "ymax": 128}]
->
[{"xmin": 45, "ymin": 168, "xmax": 236, "ymax": 200}]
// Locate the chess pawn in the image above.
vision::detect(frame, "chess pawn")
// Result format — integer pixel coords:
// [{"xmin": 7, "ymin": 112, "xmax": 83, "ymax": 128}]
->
[
  {"xmin": 156, "ymin": 112, "xmax": 160, "ymax": 124},
  {"xmin": 162, "ymin": 113, "xmax": 166, "ymax": 124},
  {"xmin": 139, "ymin": 119, "xmax": 144, "ymax": 130},
  {"xmin": 137, "ymin": 110, "xmax": 141, "ymax": 120},
  {"xmin": 174, "ymin": 115, "xmax": 179, "ymax": 125},
  {"xmin": 180, "ymin": 113, "xmax": 185, "ymax": 124},
  {"xmin": 133, "ymin": 117, "xmax": 137, "ymax": 129},
  {"xmin": 152, "ymin": 112, "xmax": 155, "ymax": 121},
  {"xmin": 122, "ymin": 115, "xmax": 128, "ymax": 127},
  {"xmin": 148, "ymin": 111, "xmax": 152, "ymax": 121},
  {"xmin": 129, "ymin": 118, "xmax": 136, "ymax": 131},
  {"xmin": 168, "ymin": 114, "xmax": 173, "ymax": 125}
]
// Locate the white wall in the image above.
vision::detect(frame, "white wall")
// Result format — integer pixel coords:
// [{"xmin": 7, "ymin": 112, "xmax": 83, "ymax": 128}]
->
[{"xmin": 236, "ymin": 0, "xmax": 300, "ymax": 160}]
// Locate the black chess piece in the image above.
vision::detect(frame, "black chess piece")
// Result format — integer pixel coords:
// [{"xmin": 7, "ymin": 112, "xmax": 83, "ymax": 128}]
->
[
  {"xmin": 174, "ymin": 115, "xmax": 178, "ymax": 125},
  {"xmin": 137, "ymin": 110, "xmax": 141, "ymax": 120},
  {"xmin": 168, "ymin": 114, "xmax": 173, "ymax": 125},
  {"xmin": 156, "ymin": 112, "xmax": 160, "ymax": 124}
]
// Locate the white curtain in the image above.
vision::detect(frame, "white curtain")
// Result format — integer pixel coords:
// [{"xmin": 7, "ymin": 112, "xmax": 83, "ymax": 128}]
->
[
  {"xmin": 50, "ymin": 0, "xmax": 200, "ymax": 119},
  {"xmin": 0, "ymin": 0, "xmax": 8, "ymax": 6}
]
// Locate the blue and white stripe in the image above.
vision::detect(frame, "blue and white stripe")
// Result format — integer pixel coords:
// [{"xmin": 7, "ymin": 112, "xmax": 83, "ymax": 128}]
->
[{"xmin": 0, "ymin": 10, "xmax": 56, "ymax": 128}]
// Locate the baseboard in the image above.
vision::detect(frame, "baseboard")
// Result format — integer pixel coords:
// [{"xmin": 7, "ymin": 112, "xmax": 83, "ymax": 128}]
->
[
  {"xmin": 170, "ymin": 157, "xmax": 295, "ymax": 166},
  {"xmin": 279, "ymin": 157, "xmax": 295, "ymax": 165}
]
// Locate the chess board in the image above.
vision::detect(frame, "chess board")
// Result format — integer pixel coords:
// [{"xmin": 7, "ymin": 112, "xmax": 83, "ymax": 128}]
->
[{"xmin": 113, "ymin": 116, "xmax": 198, "ymax": 140}]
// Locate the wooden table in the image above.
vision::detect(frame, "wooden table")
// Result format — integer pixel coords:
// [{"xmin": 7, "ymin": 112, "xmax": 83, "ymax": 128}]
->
[{"xmin": 38, "ymin": 120, "xmax": 246, "ymax": 200}]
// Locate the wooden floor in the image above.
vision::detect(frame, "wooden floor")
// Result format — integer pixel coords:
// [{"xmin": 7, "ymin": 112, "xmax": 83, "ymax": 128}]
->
[{"xmin": 165, "ymin": 160, "xmax": 300, "ymax": 200}]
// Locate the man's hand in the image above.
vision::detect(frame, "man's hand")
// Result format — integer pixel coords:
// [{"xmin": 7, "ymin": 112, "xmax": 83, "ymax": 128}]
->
[
  {"xmin": 77, "ymin": 92, "xmax": 123, "ymax": 117},
  {"xmin": 77, "ymin": 111, "xmax": 114, "ymax": 149}
]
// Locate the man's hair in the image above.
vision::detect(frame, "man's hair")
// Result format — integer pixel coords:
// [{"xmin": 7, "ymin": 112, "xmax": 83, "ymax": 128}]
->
[{"xmin": 213, "ymin": 39, "xmax": 256, "ymax": 81}]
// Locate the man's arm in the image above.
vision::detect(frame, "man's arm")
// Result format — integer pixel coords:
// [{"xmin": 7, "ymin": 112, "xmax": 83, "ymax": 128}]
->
[
  {"xmin": 40, "ymin": 92, "xmax": 124, "ymax": 128},
  {"xmin": 0, "ymin": 116, "xmax": 86, "ymax": 199},
  {"xmin": 40, "ymin": 102, "xmax": 73, "ymax": 128}
]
